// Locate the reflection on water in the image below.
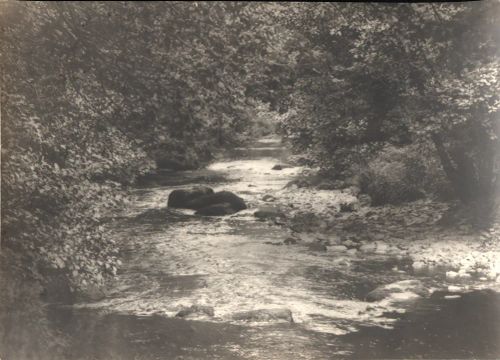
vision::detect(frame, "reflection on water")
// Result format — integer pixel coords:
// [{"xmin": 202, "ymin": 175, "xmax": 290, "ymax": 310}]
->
[{"xmin": 50, "ymin": 137, "xmax": 500, "ymax": 359}]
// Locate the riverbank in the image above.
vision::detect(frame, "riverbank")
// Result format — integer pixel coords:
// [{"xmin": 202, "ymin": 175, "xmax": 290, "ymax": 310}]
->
[{"xmin": 265, "ymin": 169, "xmax": 500, "ymax": 293}]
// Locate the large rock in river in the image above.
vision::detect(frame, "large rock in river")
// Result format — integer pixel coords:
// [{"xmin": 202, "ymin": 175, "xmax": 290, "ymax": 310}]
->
[
  {"xmin": 168, "ymin": 186, "xmax": 214, "ymax": 208},
  {"xmin": 187, "ymin": 191, "xmax": 247, "ymax": 212}
]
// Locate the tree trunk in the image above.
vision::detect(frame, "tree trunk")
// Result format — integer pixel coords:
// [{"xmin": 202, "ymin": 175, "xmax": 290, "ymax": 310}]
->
[
  {"xmin": 432, "ymin": 132, "xmax": 498, "ymax": 227},
  {"xmin": 431, "ymin": 133, "xmax": 472, "ymax": 203}
]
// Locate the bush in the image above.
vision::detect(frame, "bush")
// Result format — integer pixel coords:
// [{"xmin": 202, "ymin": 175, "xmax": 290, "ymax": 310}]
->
[
  {"xmin": 0, "ymin": 251, "xmax": 67, "ymax": 360},
  {"xmin": 358, "ymin": 144, "xmax": 452, "ymax": 205}
]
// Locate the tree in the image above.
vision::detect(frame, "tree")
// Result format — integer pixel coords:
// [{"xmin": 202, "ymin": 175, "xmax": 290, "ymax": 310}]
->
[
  {"xmin": 276, "ymin": 2, "xmax": 500, "ymax": 215},
  {"xmin": 1, "ymin": 2, "xmax": 286, "ymax": 356}
]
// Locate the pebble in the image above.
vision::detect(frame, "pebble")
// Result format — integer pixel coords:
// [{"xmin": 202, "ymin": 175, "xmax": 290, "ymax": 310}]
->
[
  {"xmin": 328, "ymin": 245, "xmax": 348, "ymax": 252},
  {"xmin": 346, "ymin": 248, "xmax": 358, "ymax": 255}
]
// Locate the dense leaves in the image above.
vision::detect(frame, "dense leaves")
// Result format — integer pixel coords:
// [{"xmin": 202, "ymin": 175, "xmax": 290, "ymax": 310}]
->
[
  {"xmin": 277, "ymin": 2, "xmax": 500, "ymax": 211},
  {"xmin": 1, "ymin": 2, "xmax": 499, "ymax": 357},
  {"xmin": 1, "ymin": 2, "xmax": 282, "ymax": 356},
  {"xmin": 1, "ymin": 1, "xmax": 284, "ymax": 289}
]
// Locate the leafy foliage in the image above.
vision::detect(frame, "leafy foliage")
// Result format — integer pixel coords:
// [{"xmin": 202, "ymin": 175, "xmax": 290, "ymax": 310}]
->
[
  {"xmin": 1, "ymin": 1, "xmax": 283, "ymax": 289},
  {"xmin": 277, "ymin": 2, "xmax": 500, "ymax": 211},
  {"xmin": 359, "ymin": 144, "xmax": 451, "ymax": 205},
  {"xmin": 0, "ymin": 2, "xmax": 283, "ymax": 355},
  {"xmin": 1, "ymin": 2, "xmax": 499, "ymax": 356}
]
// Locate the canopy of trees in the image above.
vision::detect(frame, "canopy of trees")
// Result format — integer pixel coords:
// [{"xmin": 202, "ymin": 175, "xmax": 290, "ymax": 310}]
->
[
  {"xmin": 276, "ymin": 3, "xmax": 499, "ymax": 210},
  {"xmin": 1, "ymin": 2, "xmax": 284, "ymax": 290},
  {"xmin": 1, "ymin": 2, "xmax": 499, "ymax": 356}
]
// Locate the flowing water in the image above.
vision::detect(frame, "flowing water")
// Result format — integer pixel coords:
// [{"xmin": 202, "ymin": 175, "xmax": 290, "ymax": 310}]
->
[{"xmin": 50, "ymin": 137, "xmax": 500, "ymax": 359}]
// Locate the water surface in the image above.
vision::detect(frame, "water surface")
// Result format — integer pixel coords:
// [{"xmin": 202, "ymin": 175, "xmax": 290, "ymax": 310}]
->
[{"xmin": 52, "ymin": 137, "xmax": 500, "ymax": 359}]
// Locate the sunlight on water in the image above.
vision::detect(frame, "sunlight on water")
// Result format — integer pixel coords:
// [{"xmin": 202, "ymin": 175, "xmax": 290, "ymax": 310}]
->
[{"xmin": 76, "ymin": 137, "xmax": 427, "ymax": 337}]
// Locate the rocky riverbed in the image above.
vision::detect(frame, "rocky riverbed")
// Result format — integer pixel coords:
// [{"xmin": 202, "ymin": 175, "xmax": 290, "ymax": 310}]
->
[{"xmin": 49, "ymin": 136, "xmax": 500, "ymax": 359}]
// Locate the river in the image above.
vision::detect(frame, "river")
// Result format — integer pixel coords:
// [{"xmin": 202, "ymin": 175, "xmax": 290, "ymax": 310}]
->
[{"xmin": 49, "ymin": 137, "xmax": 500, "ymax": 359}]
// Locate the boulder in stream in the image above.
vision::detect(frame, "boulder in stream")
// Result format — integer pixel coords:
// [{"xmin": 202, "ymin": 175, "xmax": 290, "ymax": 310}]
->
[
  {"xmin": 365, "ymin": 280, "xmax": 429, "ymax": 302},
  {"xmin": 232, "ymin": 308, "xmax": 293, "ymax": 323},
  {"xmin": 168, "ymin": 186, "xmax": 214, "ymax": 208},
  {"xmin": 187, "ymin": 191, "xmax": 247, "ymax": 212}
]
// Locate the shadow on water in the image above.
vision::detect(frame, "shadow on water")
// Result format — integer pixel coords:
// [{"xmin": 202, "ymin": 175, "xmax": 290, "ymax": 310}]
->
[
  {"xmin": 340, "ymin": 289, "xmax": 500, "ymax": 359},
  {"xmin": 48, "ymin": 307, "xmax": 246, "ymax": 360},
  {"xmin": 48, "ymin": 289, "xmax": 500, "ymax": 359}
]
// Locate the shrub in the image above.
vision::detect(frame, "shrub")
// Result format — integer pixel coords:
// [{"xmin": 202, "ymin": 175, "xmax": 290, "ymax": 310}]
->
[
  {"xmin": 0, "ymin": 251, "xmax": 67, "ymax": 360},
  {"xmin": 358, "ymin": 143, "xmax": 452, "ymax": 205}
]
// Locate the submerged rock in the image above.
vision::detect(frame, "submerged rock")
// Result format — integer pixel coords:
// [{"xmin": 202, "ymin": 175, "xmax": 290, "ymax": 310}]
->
[
  {"xmin": 195, "ymin": 203, "xmax": 237, "ymax": 216},
  {"xmin": 307, "ymin": 242, "xmax": 328, "ymax": 252},
  {"xmin": 264, "ymin": 241, "xmax": 283, "ymax": 246},
  {"xmin": 366, "ymin": 280, "xmax": 429, "ymax": 302},
  {"xmin": 254, "ymin": 207, "xmax": 284, "ymax": 220},
  {"xmin": 187, "ymin": 191, "xmax": 247, "ymax": 212},
  {"xmin": 340, "ymin": 201, "xmax": 358, "ymax": 212},
  {"xmin": 176, "ymin": 304, "xmax": 215, "ymax": 318},
  {"xmin": 284, "ymin": 179, "xmax": 310, "ymax": 189},
  {"xmin": 284, "ymin": 237, "xmax": 298, "ymax": 245},
  {"xmin": 168, "ymin": 186, "xmax": 214, "ymax": 208},
  {"xmin": 262, "ymin": 194, "xmax": 277, "ymax": 202},
  {"xmin": 272, "ymin": 164, "xmax": 291, "ymax": 170},
  {"xmin": 232, "ymin": 308, "xmax": 293, "ymax": 323}
]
